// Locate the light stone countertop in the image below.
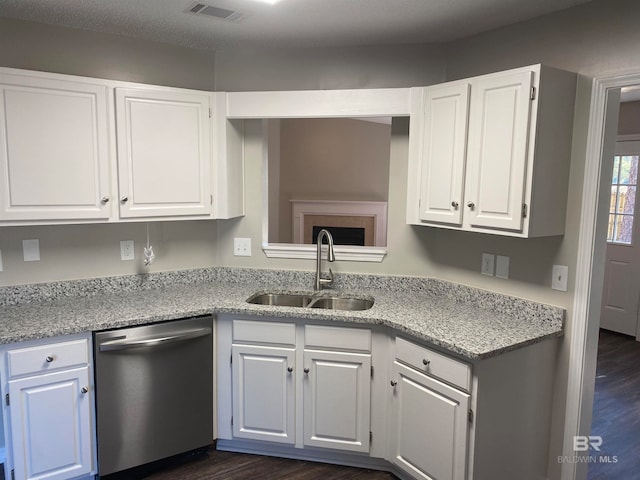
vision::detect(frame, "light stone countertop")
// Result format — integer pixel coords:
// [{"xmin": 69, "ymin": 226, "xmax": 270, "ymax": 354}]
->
[{"xmin": 0, "ymin": 268, "xmax": 565, "ymax": 360}]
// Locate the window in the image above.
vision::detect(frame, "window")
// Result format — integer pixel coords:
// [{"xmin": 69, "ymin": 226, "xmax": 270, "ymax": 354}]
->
[{"xmin": 608, "ymin": 154, "xmax": 639, "ymax": 244}]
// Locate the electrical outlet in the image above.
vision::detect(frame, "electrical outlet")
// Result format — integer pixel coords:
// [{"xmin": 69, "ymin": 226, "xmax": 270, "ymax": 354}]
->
[
  {"xmin": 120, "ymin": 240, "xmax": 135, "ymax": 261},
  {"xmin": 481, "ymin": 253, "xmax": 495, "ymax": 276},
  {"xmin": 496, "ymin": 255, "xmax": 510, "ymax": 279},
  {"xmin": 552, "ymin": 265, "xmax": 569, "ymax": 291},
  {"xmin": 23, "ymin": 239, "xmax": 40, "ymax": 262},
  {"xmin": 234, "ymin": 238, "xmax": 252, "ymax": 257}
]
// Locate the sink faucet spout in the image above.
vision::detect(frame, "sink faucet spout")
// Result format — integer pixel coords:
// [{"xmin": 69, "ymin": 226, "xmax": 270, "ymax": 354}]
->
[{"xmin": 315, "ymin": 229, "xmax": 335, "ymax": 291}]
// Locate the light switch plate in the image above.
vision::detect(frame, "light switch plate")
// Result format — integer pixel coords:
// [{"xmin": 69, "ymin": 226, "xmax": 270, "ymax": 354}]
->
[
  {"xmin": 496, "ymin": 255, "xmax": 510, "ymax": 279},
  {"xmin": 23, "ymin": 239, "xmax": 40, "ymax": 262},
  {"xmin": 481, "ymin": 253, "xmax": 495, "ymax": 276},
  {"xmin": 234, "ymin": 238, "xmax": 252, "ymax": 257},
  {"xmin": 552, "ymin": 265, "xmax": 569, "ymax": 291}
]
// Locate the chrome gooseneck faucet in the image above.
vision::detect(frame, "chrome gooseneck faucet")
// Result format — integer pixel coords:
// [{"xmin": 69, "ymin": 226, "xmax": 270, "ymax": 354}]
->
[{"xmin": 315, "ymin": 229, "xmax": 335, "ymax": 291}]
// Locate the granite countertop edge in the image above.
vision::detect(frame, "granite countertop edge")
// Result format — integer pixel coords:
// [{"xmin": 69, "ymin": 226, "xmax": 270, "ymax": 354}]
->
[{"xmin": 0, "ymin": 268, "xmax": 566, "ymax": 361}]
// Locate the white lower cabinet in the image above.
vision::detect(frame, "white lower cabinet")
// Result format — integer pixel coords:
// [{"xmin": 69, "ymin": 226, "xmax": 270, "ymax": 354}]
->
[
  {"xmin": 232, "ymin": 344, "xmax": 296, "ymax": 444},
  {"xmin": 1, "ymin": 334, "xmax": 95, "ymax": 480},
  {"xmin": 216, "ymin": 315, "xmax": 558, "ymax": 480},
  {"xmin": 303, "ymin": 349, "xmax": 371, "ymax": 452},
  {"xmin": 389, "ymin": 362, "xmax": 469, "ymax": 480},
  {"xmin": 221, "ymin": 317, "xmax": 373, "ymax": 455}
]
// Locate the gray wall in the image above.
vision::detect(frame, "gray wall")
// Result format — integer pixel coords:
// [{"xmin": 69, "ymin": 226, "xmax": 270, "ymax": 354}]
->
[
  {"xmin": 276, "ymin": 118, "xmax": 391, "ymax": 244},
  {"xmin": 0, "ymin": 17, "xmax": 216, "ymax": 89},
  {"xmin": 618, "ymin": 101, "xmax": 640, "ymax": 136},
  {"xmin": 214, "ymin": 43, "xmax": 447, "ymax": 91}
]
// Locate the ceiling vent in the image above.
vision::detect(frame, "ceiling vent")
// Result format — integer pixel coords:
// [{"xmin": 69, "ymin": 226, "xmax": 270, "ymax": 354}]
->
[{"xmin": 185, "ymin": 2, "xmax": 250, "ymax": 23}]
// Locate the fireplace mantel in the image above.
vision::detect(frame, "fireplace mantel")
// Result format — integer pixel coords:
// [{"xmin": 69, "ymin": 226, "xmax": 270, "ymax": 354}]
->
[{"xmin": 291, "ymin": 200, "xmax": 388, "ymax": 246}]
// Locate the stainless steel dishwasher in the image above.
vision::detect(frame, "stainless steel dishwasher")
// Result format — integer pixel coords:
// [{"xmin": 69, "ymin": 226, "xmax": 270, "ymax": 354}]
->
[{"xmin": 93, "ymin": 316, "xmax": 213, "ymax": 477}]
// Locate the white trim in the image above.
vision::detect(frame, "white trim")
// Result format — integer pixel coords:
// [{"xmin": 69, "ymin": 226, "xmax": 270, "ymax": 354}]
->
[
  {"xmin": 564, "ymin": 71, "xmax": 640, "ymax": 480},
  {"xmin": 291, "ymin": 200, "xmax": 388, "ymax": 246},
  {"xmin": 262, "ymin": 243, "xmax": 387, "ymax": 262},
  {"xmin": 616, "ymin": 133, "xmax": 640, "ymax": 142},
  {"xmin": 226, "ymin": 88, "xmax": 411, "ymax": 118}
]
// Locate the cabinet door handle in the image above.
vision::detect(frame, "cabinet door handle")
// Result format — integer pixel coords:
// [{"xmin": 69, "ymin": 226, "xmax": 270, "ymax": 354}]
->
[
  {"xmin": 466, "ymin": 201, "xmax": 475, "ymax": 210},
  {"xmin": 81, "ymin": 387, "xmax": 89, "ymax": 394},
  {"xmin": 423, "ymin": 358, "xmax": 431, "ymax": 367},
  {"xmin": 304, "ymin": 367, "xmax": 310, "ymax": 374},
  {"xmin": 120, "ymin": 196, "xmax": 129, "ymax": 204},
  {"xmin": 101, "ymin": 196, "xmax": 110, "ymax": 204},
  {"xmin": 45, "ymin": 355, "xmax": 54, "ymax": 363},
  {"xmin": 451, "ymin": 201, "xmax": 459, "ymax": 209},
  {"xmin": 287, "ymin": 366, "xmax": 293, "ymax": 373},
  {"xmin": 390, "ymin": 380, "xmax": 397, "ymax": 387}
]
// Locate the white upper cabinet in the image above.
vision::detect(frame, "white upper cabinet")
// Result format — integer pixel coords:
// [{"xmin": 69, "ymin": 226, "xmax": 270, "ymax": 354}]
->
[
  {"xmin": 115, "ymin": 88, "xmax": 212, "ymax": 218},
  {"xmin": 417, "ymin": 83, "xmax": 470, "ymax": 226},
  {"xmin": 407, "ymin": 64, "xmax": 577, "ymax": 237},
  {"xmin": 0, "ymin": 72, "xmax": 111, "ymax": 221},
  {"xmin": 0, "ymin": 67, "xmax": 245, "ymax": 225},
  {"xmin": 464, "ymin": 70, "xmax": 533, "ymax": 232}
]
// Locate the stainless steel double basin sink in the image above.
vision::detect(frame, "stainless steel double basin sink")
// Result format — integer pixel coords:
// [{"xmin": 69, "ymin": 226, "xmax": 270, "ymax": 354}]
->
[{"xmin": 246, "ymin": 292, "xmax": 374, "ymax": 311}]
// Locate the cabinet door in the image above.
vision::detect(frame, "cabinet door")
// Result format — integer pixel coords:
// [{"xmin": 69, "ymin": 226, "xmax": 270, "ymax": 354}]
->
[
  {"xmin": 303, "ymin": 350, "xmax": 371, "ymax": 453},
  {"xmin": 418, "ymin": 83, "xmax": 470, "ymax": 226},
  {"xmin": 464, "ymin": 70, "xmax": 534, "ymax": 232},
  {"xmin": 390, "ymin": 362, "xmax": 469, "ymax": 480},
  {"xmin": 115, "ymin": 88, "xmax": 212, "ymax": 218},
  {"xmin": 0, "ymin": 74, "xmax": 111, "ymax": 221},
  {"xmin": 8, "ymin": 366, "xmax": 93, "ymax": 480},
  {"xmin": 232, "ymin": 344, "xmax": 295, "ymax": 444}
]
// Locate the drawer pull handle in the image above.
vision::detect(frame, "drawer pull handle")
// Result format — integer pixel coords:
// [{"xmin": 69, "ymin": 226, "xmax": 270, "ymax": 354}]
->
[
  {"xmin": 390, "ymin": 380, "xmax": 397, "ymax": 387},
  {"xmin": 287, "ymin": 366, "xmax": 293, "ymax": 373},
  {"xmin": 45, "ymin": 355, "xmax": 55, "ymax": 363},
  {"xmin": 304, "ymin": 368, "xmax": 310, "ymax": 374},
  {"xmin": 81, "ymin": 387, "xmax": 89, "ymax": 394},
  {"xmin": 423, "ymin": 358, "xmax": 431, "ymax": 367}
]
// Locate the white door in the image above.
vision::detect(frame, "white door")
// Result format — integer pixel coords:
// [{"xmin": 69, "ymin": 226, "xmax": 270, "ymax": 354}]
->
[
  {"xmin": 464, "ymin": 70, "xmax": 534, "ymax": 232},
  {"xmin": 115, "ymin": 88, "xmax": 211, "ymax": 218},
  {"xmin": 302, "ymin": 350, "xmax": 371, "ymax": 453},
  {"xmin": 600, "ymin": 141, "xmax": 640, "ymax": 339},
  {"xmin": 418, "ymin": 83, "xmax": 470, "ymax": 226},
  {"xmin": 8, "ymin": 367, "xmax": 93, "ymax": 480},
  {"xmin": 0, "ymin": 74, "xmax": 111, "ymax": 221},
  {"xmin": 390, "ymin": 362, "xmax": 469, "ymax": 480},
  {"xmin": 232, "ymin": 344, "xmax": 296, "ymax": 444}
]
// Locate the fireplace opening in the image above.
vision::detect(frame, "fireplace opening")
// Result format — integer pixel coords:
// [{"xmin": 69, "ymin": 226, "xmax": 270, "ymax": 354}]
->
[{"xmin": 312, "ymin": 226, "xmax": 366, "ymax": 246}]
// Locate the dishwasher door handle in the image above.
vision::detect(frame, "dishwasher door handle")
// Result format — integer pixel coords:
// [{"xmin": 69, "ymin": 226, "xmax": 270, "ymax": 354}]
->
[{"xmin": 98, "ymin": 328, "xmax": 211, "ymax": 352}]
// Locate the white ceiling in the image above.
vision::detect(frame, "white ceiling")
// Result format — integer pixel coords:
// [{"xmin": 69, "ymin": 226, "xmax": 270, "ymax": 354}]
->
[{"xmin": 0, "ymin": 0, "xmax": 594, "ymax": 50}]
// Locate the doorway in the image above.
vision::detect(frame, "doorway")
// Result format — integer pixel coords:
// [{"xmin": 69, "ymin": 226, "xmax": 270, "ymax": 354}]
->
[
  {"xmin": 600, "ymin": 139, "xmax": 640, "ymax": 338},
  {"xmin": 565, "ymin": 75, "xmax": 640, "ymax": 480},
  {"xmin": 589, "ymin": 99, "xmax": 640, "ymax": 479}
]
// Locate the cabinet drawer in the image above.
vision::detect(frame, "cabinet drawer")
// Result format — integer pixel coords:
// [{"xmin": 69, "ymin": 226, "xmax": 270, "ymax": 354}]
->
[
  {"xmin": 305, "ymin": 324, "xmax": 371, "ymax": 352},
  {"xmin": 7, "ymin": 338, "xmax": 89, "ymax": 378},
  {"xmin": 233, "ymin": 319, "xmax": 296, "ymax": 346},
  {"xmin": 395, "ymin": 336, "xmax": 471, "ymax": 391}
]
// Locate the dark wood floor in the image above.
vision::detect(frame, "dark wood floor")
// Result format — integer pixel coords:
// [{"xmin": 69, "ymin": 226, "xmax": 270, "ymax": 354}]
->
[
  {"xmin": 587, "ymin": 329, "xmax": 640, "ymax": 480},
  {"xmin": 101, "ymin": 448, "xmax": 398, "ymax": 480}
]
